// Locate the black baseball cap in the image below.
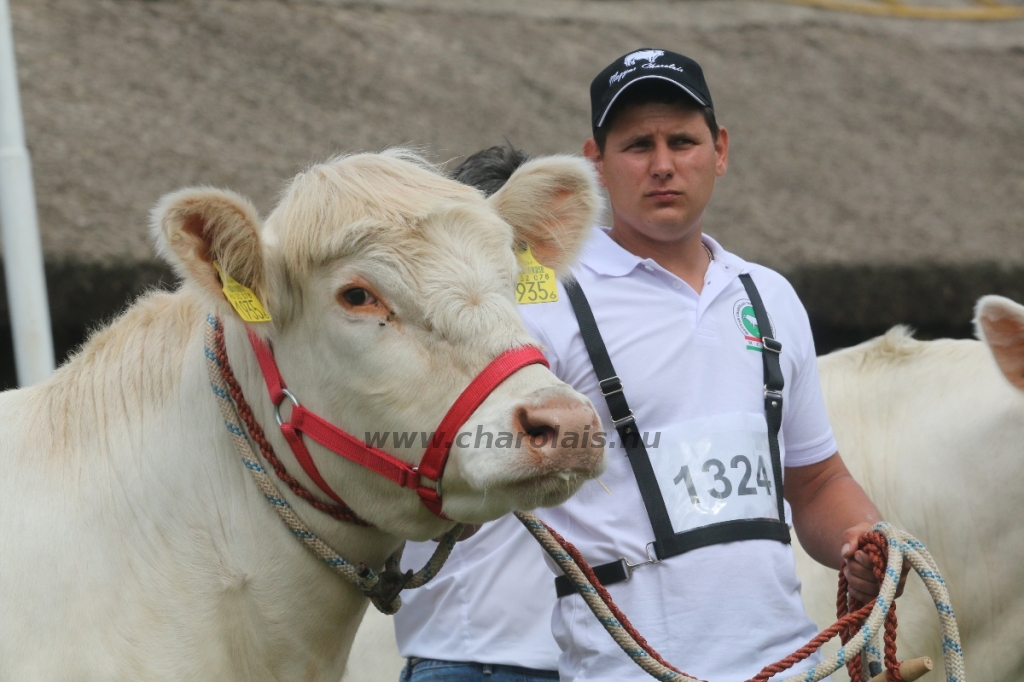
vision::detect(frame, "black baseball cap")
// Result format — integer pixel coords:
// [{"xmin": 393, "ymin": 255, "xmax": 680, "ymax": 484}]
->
[{"xmin": 590, "ymin": 49, "xmax": 714, "ymax": 133}]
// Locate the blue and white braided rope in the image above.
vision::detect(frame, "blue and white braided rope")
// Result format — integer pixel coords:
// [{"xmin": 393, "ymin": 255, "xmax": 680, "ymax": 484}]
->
[{"xmin": 204, "ymin": 314, "xmax": 461, "ymax": 615}]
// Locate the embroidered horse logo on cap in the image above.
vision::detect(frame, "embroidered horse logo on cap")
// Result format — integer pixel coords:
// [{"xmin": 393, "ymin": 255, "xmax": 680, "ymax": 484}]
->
[{"xmin": 624, "ymin": 50, "xmax": 665, "ymax": 67}]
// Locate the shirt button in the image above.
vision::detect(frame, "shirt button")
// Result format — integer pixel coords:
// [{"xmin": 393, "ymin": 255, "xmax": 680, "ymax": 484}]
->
[{"xmin": 672, "ymin": 281, "xmax": 682, "ymax": 289}]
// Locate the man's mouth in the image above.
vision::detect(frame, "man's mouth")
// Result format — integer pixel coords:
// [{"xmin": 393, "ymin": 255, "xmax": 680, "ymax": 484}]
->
[{"xmin": 646, "ymin": 190, "xmax": 681, "ymax": 200}]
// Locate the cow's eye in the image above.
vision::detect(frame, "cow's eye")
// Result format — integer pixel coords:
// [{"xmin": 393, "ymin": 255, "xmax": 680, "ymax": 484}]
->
[{"xmin": 340, "ymin": 287, "xmax": 376, "ymax": 306}]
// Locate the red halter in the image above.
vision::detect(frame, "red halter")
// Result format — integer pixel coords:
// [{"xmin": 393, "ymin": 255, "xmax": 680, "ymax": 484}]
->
[{"xmin": 246, "ymin": 328, "xmax": 549, "ymax": 518}]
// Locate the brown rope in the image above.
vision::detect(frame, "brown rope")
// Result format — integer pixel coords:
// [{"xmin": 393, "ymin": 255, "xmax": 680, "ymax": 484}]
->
[
  {"xmin": 747, "ymin": 601, "xmax": 875, "ymax": 682},
  {"xmin": 837, "ymin": 532, "xmax": 903, "ymax": 682},
  {"xmin": 214, "ymin": 323, "xmax": 370, "ymax": 526}
]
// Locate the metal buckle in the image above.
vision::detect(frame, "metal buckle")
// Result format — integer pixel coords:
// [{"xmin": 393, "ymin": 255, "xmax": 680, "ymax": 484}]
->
[
  {"xmin": 274, "ymin": 388, "xmax": 300, "ymax": 426},
  {"xmin": 764, "ymin": 388, "xmax": 783, "ymax": 401},
  {"xmin": 622, "ymin": 542, "xmax": 661, "ymax": 579},
  {"xmin": 761, "ymin": 336, "xmax": 782, "ymax": 354},
  {"xmin": 611, "ymin": 410, "xmax": 635, "ymax": 429},
  {"xmin": 412, "ymin": 466, "xmax": 442, "ymax": 499},
  {"xmin": 599, "ymin": 376, "xmax": 623, "ymax": 397}
]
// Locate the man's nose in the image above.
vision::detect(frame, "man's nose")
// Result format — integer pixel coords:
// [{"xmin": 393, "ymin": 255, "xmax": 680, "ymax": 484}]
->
[{"xmin": 650, "ymin": 142, "xmax": 674, "ymax": 178}]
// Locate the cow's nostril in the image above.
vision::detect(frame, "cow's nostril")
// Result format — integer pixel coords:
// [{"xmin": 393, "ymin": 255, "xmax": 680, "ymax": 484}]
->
[
  {"xmin": 516, "ymin": 407, "xmax": 558, "ymax": 441},
  {"xmin": 526, "ymin": 425, "xmax": 557, "ymax": 443}
]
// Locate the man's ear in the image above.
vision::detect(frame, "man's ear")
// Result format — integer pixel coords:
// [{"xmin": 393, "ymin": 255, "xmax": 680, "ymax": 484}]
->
[
  {"xmin": 975, "ymin": 295, "xmax": 1024, "ymax": 392},
  {"xmin": 488, "ymin": 155, "xmax": 601, "ymax": 275},
  {"xmin": 582, "ymin": 138, "xmax": 605, "ymax": 188},
  {"xmin": 151, "ymin": 187, "xmax": 267, "ymax": 317}
]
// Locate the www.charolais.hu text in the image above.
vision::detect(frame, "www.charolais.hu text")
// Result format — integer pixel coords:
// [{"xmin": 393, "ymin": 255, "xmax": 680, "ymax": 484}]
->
[{"xmin": 364, "ymin": 425, "xmax": 661, "ymax": 449}]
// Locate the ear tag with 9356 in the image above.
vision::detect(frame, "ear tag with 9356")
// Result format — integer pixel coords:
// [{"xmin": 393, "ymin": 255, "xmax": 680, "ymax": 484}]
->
[
  {"xmin": 516, "ymin": 245, "xmax": 558, "ymax": 304},
  {"xmin": 213, "ymin": 261, "xmax": 272, "ymax": 323}
]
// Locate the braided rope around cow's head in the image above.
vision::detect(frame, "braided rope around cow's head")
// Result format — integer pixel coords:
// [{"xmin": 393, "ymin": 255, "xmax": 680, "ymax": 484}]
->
[
  {"xmin": 204, "ymin": 314, "xmax": 462, "ymax": 614},
  {"xmin": 515, "ymin": 512, "xmax": 966, "ymax": 682}
]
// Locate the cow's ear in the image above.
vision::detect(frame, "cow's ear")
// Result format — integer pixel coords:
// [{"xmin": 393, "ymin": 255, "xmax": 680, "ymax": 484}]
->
[
  {"xmin": 975, "ymin": 295, "xmax": 1024, "ymax": 392},
  {"xmin": 152, "ymin": 187, "xmax": 268, "ymax": 318},
  {"xmin": 488, "ymin": 155, "xmax": 601, "ymax": 275}
]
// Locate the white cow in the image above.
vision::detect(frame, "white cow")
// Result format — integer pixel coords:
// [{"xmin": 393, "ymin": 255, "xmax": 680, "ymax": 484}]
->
[
  {"xmin": 347, "ymin": 295, "xmax": 1024, "ymax": 682},
  {"xmin": 0, "ymin": 150, "xmax": 608, "ymax": 681},
  {"xmin": 795, "ymin": 295, "xmax": 1024, "ymax": 682}
]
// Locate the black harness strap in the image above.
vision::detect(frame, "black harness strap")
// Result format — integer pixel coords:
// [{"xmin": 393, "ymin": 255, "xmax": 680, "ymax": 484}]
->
[
  {"xmin": 564, "ymin": 278, "xmax": 675, "ymax": 544},
  {"xmin": 739, "ymin": 273, "xmax": 787, "ymax": 523},
  {"xmin": 555, "ymin": 274, "xmax": 791, "ymax": 597}
]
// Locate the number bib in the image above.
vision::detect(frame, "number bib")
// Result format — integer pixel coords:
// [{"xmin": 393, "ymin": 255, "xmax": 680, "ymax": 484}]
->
[{"xmin": 648, "ymin": 412, "xmax": 780, "ymax": 534}]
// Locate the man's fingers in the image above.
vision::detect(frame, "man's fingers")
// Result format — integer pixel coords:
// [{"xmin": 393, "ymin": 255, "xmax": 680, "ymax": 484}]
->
[
  {"xmin": 847, "ymin": 554, "xmax": 875, "ymax": 580},
  {"xmin": 845, "ymin": 555, "xmax": 913, "ymax": 601},
  {"xmin": 840, "ymin": 521, "xmax": 876, "ymax": 561},
  {"xmin": 895, "ymin": 558, "xmax": 911, "ymax": 598}
]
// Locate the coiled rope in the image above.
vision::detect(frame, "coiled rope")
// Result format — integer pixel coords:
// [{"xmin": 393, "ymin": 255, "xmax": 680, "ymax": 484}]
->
[
  {"xmin": 204, "ymin": 314, "xmax": 462, "ymax": 614},
  {"xmin": 515, "ymin": 511, "xmax": 966, "ymax": 682}
]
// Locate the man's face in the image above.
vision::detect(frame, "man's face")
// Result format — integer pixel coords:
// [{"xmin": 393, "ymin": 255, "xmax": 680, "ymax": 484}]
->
[{"xmin": 584, "ymin": 101, "xmax": 729, "ymax": 243}]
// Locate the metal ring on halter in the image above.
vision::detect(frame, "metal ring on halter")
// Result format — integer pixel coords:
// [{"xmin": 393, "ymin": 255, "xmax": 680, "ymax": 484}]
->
[{"xmin": 274, "ymin": 388, "xmax": 300, "ymax": 426}]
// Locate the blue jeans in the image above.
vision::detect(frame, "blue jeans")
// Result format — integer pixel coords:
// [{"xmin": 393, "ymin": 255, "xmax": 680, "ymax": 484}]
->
[{"xmin": 400, "ymin": 658, "xmax": 559, "ymax": 682}]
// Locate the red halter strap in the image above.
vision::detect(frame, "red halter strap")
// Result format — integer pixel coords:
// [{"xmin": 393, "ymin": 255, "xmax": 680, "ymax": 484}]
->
[{"xmin": 245, "ymin": 328, "xmax": 548, "ymax": 518}]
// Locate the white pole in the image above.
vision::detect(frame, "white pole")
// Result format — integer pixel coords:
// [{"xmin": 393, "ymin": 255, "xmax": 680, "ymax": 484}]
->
[{"xmin": 0, "ymin": 0, "xmax": 54, "ymax": 386}]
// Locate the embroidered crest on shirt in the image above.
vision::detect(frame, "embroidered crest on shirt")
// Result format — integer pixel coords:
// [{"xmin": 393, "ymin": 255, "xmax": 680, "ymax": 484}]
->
[{"xmin": 733, "ymin": 300, "xmax": 774, "ymax": 352}]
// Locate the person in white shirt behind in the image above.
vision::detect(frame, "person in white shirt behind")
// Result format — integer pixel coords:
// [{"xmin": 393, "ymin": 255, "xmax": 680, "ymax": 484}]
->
[{"xmin": 395, "ymin": 49, "xmax": 909, "ymax": 682}]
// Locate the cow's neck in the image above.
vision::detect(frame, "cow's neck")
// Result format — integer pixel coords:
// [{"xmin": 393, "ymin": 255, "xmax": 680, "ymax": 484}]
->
[
  {"xmin": 206, "ymin": 310, "xmax": 410, "ymax": 677},
  {"xmin": 32, "ymin": 290, "xmax": 399, "ymax": 679},
  {"xmin": 216, "ymin": 313, "xmax": 403, "ymax": 564}
]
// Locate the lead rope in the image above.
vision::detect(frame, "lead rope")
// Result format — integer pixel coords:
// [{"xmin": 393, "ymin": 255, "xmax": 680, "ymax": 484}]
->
[
  {"xmin": 515, "ymin": 512, "xmax": 966, "ymax": 682},
  {"xmin": 204, "ymin": 314, "xmax": 462, "ymax": 614}
]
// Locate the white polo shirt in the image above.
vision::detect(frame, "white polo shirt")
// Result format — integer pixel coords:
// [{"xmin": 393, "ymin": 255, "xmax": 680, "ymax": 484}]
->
[
  {"xmin": 524, "ymin": 228, "xmax": 836, "ymax": 681},
  {"xmin": 396, "ymin": 228, "xmax": 836, "ymax": 680},
  {"xmin": 395, "ymin": 513, "xmax": 561, "ymax": 670}
]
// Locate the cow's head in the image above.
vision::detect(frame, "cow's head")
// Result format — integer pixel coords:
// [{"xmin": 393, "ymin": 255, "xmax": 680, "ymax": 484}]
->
[{"xmin": 152, "ymin": 151, "xmax": 605, "ymax": 539}]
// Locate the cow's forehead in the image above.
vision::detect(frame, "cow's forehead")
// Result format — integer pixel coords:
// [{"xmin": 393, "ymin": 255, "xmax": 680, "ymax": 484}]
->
[{"xmin": 265, "ymin": 151, "xmax": 513, "ymax": 276}]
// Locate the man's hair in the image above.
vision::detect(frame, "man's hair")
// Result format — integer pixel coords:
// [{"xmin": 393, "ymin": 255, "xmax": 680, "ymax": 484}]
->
[
  {"xmin": 451, "ymin": 143, "xmax": 530, "ymax": 196},
  {"xmin": 593, "ymin": 80, "xmax": 718, "ymax": 154}
]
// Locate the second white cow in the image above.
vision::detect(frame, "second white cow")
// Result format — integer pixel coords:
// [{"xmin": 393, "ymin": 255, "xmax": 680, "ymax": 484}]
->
[{"xmin": 795, "ymin": 295, "xmax": 1024, "ymax": 682}]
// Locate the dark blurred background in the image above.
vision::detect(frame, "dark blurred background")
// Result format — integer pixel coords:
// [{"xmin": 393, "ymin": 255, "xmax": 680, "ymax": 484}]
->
[{"xmin": 3, "ymin": 0, "xmax": 1023, "ymax": 388}]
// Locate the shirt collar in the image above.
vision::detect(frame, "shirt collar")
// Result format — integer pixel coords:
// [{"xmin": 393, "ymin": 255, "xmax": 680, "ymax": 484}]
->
[{"xmin": 578, "ymin": 227, "xmax": 750, "ymax": 278}]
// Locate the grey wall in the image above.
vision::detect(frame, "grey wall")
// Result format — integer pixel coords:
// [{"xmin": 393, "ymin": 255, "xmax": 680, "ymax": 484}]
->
[{"xmin": 3, "ymin": 0, "xmax": 1023, "ymax": 387}]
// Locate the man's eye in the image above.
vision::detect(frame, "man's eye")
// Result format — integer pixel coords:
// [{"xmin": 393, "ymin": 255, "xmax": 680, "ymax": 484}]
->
[{"xmin": 341, "ymin": 288, "xmax": 376, "ymax": 306}]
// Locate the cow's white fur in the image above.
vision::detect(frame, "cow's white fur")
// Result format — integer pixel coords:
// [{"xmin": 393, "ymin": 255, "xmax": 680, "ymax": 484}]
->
[
  {"xmin": 795, "ymin": 296, "xmax": 1024, "ymax": 682},
  {"xmin": 346, "ymin": 295, "xmax": 1024, "ymax": 682},
  {"xmin": 0, "ymin": 150, "xmax": 606, "ymax": 681}
]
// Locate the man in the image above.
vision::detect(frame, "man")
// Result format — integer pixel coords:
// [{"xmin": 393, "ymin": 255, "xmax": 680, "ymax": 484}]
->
[{"xmin": 397, "ymin": 50, "xmax": 904, "ymax": 681}]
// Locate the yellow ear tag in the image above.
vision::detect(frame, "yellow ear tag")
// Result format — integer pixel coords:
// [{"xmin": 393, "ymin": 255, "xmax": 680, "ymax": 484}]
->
[
  {"xmin": 515, "ymin": 245, "xmax": 558, "ymax": 305},
  {"xmin": 213, "ymin": 261, "xmax": 272, "ymax": 323}
]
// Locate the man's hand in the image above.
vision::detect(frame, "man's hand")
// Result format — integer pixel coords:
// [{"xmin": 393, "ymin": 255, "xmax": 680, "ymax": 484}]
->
[
  {"xmin": 841, "ymin": 521, "xmax": 910, "ymax": 604},
  {"xmin": 787, "ymin": 453, "xmax": 911, "ymax": 603}
]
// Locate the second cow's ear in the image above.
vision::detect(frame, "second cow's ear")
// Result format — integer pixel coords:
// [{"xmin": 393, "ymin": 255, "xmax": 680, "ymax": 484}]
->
[
  {"xmin": 975, "ymin": 295, "xmax": 1024, "ymax": 392},
  {"xmin": 151, "ymin": 187, "xmax": 268, "ymax": 321},
  {"xmin": 488, "ymin": 155, "xmax": 601, "ymax": 276}
]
